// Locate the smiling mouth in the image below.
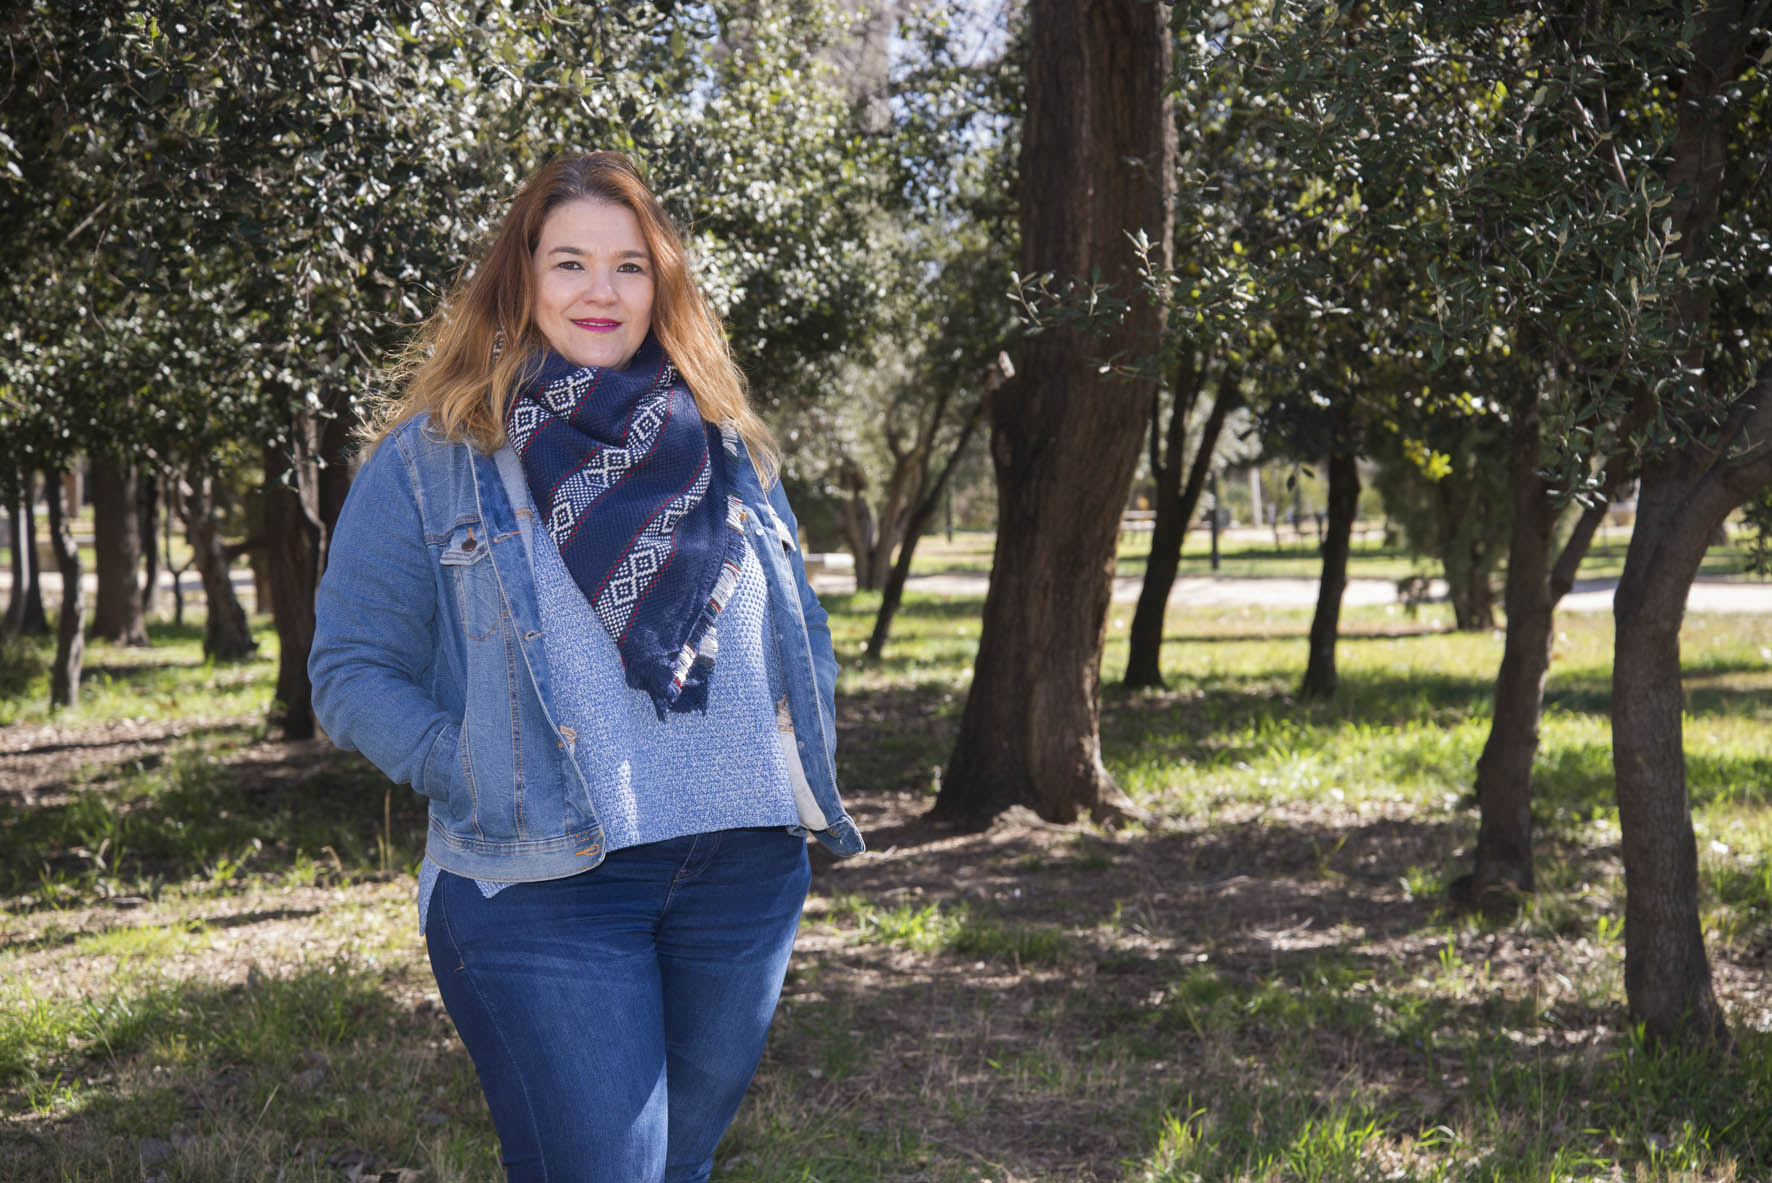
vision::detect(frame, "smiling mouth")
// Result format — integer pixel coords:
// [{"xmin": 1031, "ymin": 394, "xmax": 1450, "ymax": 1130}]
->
[{"xmin": 571, "ymin": 318, "xmax": 621, "ymax": 331}]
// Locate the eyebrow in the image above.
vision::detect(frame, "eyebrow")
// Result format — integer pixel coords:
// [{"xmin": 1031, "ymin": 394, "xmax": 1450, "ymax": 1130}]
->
[{"xmin": 545, "ymin": 245, "xmax": 650, "ymax": 260}]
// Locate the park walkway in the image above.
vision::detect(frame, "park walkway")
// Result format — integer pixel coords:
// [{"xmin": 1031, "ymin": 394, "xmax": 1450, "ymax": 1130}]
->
[
  {"xmin": 809, "ymin": 567, "xmax": 1772, "ymax": 614},
  {"xmin": 9, "ymin": 563, "xmax": 1772, "ymax": 615}
]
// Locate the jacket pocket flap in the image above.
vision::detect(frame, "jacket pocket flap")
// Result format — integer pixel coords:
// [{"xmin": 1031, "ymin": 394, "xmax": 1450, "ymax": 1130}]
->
[{"xmin": 440, "ymin": 523, "xmax": 489, "ymax": 566}]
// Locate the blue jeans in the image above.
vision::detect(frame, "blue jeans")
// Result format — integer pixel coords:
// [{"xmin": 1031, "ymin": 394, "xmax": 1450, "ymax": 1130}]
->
[{"xmin": 425, "ymin": 828, "xmax": 811, "ymax": 1182}]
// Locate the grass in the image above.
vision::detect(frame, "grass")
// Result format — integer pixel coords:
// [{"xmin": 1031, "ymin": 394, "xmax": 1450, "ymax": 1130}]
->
[
  {"xmin": 5, "ymin": 549, "xmax": 1772, "ymax": 1180},
  {"xmin": 910, "ymin": 517, "xmax": 1772, "ymax": 585}
]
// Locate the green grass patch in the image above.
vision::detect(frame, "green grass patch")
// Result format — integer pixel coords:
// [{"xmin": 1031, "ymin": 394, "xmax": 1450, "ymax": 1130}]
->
[{"xmin": 7, "ymin": 542, "xmax": 1772, "ymax": 1179}]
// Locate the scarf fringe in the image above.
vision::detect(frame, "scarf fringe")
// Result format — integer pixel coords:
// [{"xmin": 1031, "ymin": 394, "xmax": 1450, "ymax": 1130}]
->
[{"xmin": 661, "ymin": 495, "xmax": 749, "ymax": 717}]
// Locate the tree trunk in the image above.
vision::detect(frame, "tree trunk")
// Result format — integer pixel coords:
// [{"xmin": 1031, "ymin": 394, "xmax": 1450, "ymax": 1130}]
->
[
  {"xmin": 866, "ymin": 385, "xmax": 994, "ymax": 662},
  {"xmin": 839, "ymin": 467, "xmax": 884, "ymax": 590},
  {"xmin": 1613, "ymin": 455, "xmax": 1730, "ymax": 1048},
  {"xmin": 263, "ymin": 423, "xmax": 324, "ymax": 739},
  {"xmin": 934, "ymin": 0, "xmax": 1174, "ymax": 827},
  {"xmin": 1300, "ymin": 423, "xmax": 1360, "ymax": 700},
  {"xmin": 1447, "ymin": 559, "xmax": 1494, "ymax": 631},
  {"xmin": 317, "ymin": 402, "xmax": 355, "ymax": 539},
  {"xmin": 1124, "ymin": 362, "xmax": 1239, "ymax": 687},
  {"xmin": 177, "ymin": 472, "xmax": 257, "ymax": 661},
  {"xmin": 1459, "ymin": 393, "xmax": 1558, "ymax": 910},
  {"xmin": 90, "ymin": 454, "xmax": 149, "ymax": 645},
  {"xmin": 1611, "ymin": 362, "xmax": 1772, "ymax": 1048},
  {"xmin": 45, "ymin": 469, "xmax": 85, "ymax": 708},
  {"xmin": 3, "ymin": 497, "xmax": 20, "ymax": 641},
  {"xmin": 1607, "ymin": 0, "xmax": 1760, "ymax": 1047},
  {"xmin": 139, "ymin": 471, "xmax": 162, "ymax": 618},
  {"xmin": 6, "ymin": 477, "xmax": 51, "ymax": 638}
]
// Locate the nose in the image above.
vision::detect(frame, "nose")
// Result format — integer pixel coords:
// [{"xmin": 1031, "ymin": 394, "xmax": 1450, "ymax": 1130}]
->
[{"xmin": 580, "ymin": 267, "xmax": 617, "ymax": 305}]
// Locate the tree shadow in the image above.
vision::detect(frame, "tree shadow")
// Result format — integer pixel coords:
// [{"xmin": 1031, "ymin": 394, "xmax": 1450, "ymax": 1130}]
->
[
  {"xmin": 0, "ymin": 906, "xmax": 323, "ymax": 955},
  {"xmin": 1, "ymin": 962, "xmax": 477, "ymax": 1180},
  {"xmin": 788, "ymin": 793, "xmax": 1772, "ymax": 1179},
  {"xmin": 0, "ymin": 744, "xmax": 427, "ymax": 900}
]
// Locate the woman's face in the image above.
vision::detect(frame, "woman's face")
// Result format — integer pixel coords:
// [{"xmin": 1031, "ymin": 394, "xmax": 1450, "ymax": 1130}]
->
[{"xmin": 530, "ymin": 198, "xmax": 655, "ymax": 371}]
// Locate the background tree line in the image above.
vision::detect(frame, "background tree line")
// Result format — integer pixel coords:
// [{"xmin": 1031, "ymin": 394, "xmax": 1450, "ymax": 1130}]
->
[{"xmin": 6, "ymin": 0, "xmax": 1771, "ymax": 1050}]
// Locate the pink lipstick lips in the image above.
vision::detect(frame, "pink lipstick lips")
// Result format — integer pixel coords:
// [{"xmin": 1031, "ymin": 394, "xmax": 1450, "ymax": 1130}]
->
[{"xmin": 571, "ymin": 318, "xmax": 621, "ymax": 331}]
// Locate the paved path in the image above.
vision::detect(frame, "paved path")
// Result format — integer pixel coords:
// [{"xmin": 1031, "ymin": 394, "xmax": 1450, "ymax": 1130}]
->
[
  {"xmin": 810, "ymin": 568, "xmax": 1772, "ymax": 614},
  {"xmin": 14, "ymin": 563, "xmax": 1772, "ymax": 615}
]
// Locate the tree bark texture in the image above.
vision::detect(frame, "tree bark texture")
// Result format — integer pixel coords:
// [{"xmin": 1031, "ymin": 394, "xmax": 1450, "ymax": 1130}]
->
[
  {"xmin": 263, "ymin": 423, "xmax": 325, "ymax": 740},
  {"xmin": 1613, "ymin": 461, "xmax": 1729, "ymax": 1047},
  {"xmin": 934, "ymin": 0, "xmax": 1175, "ymax": 827},
  {"xmin": 177, "ymin": 473, "xmax": 257, "ymax": 661},
  {"xmin": 45, "ymin": 470, "xmax": 85, "ymax": 708},
  {"xmin": 1615, "ymin": 369, "xmax": 1772, "ymax": 1048},
  {"xmin": 1300, "ymin": 424, "xmax": 1360, "ymax": 700},
  {"xmin": 90, "ymin": 453, "xmax": 149, "ymax": 645},
  {"xmin": 1124, "ymin": 360, "xmax": 1239, "ymax": 688}
]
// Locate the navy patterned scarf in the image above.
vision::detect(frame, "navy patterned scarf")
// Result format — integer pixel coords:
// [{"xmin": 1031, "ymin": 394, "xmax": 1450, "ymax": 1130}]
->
[{"xmin": 503, "ymin": 335, "xmax": 747, "ymax": 718}]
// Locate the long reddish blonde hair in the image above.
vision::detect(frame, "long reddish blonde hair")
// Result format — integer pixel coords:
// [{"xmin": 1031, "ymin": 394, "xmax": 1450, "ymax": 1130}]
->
[{"xmin": 370, "ymin": 152, "xmax": 777, "ymax": 481}]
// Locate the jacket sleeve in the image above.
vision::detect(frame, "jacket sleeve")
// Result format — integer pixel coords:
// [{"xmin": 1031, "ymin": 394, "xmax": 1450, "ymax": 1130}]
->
[
  {"xmin": 766, "ymin": 477, "xmax": 839, "ymax": 753},
  {"xmin": 308, "ymin": 436, "xmax": 462, "ymax": 804}
]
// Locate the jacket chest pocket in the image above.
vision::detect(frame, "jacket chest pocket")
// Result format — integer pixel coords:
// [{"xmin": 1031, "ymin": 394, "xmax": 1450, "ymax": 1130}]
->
[{"xmin": 440, "ymin": 523, "xmax": 506, "ymax": 641}]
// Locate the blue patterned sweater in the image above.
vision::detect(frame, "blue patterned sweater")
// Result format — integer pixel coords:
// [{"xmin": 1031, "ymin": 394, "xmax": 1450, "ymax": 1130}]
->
[{"xmin": 416, "ymin": 447, "xmax": 799, "ymax": 931}]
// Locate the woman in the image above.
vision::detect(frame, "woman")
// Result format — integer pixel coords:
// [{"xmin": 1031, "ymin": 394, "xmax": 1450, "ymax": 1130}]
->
[{"xmin": 309, "ymin": 151, "xmax": 865, "ymax": 1183}]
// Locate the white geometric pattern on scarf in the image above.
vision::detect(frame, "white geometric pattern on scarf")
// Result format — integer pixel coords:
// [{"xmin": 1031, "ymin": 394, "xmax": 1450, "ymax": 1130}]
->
[
  {"xmin": 591, "ymin": 460, "xmax": 712, "ymax": 637},
  {"xmin": 505, "ymin": 363, "xmax": 680, "ymax": 556}
]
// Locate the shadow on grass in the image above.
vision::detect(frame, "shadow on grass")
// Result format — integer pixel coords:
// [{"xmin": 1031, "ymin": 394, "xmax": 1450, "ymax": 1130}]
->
[
  {"xmin": 1531, "ymin": 739, "xmax": 1772, "ymax": 819},
  {"xmin": 1100, "ymin": 668, "xmax": 1496, "ymax": 760},
  {"xmin": 788, "ymin": 791, "xmax": 1772, "ymax": 1180},
  {"xmin": 1156, "ymin": 627, "xmax": 1453, "ymax": 646},
  {"xmin": 0, "ymin": 743, "xmax": 428, "ymax": 902},
  {"xmin": 3, "ymin": 721, "xmax": 244, "ymax": 769},
  {"xmin": 0, "ymin": 962, "xmax": 495, "ymax": 1181},
  {"xmin": 0, "ymin": 906, "xmax": 324, "ymax": 956}
]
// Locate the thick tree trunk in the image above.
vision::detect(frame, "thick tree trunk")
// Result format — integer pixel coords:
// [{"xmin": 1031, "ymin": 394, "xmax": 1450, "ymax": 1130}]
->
[
  {"xmin": 317, "ymin": 403, "xmax": 355, "ymax": 538},
  {"xmin": 1613, "ymin": 456, "xmax": 1731, "ymax": 1048},
  {"xmin": 263, "ymin": 425, "xmax": 324, "ymax": 739},
  {"xmin": 177, "ymin": 473, "xmax": 257, "ymax": 661},
  {"xmin": 1610, "ymin": 365, "xmax": 1772, "ymax": 1048},
  {"xmin": 45, "ymin": 469, "xmax": 84, "ymax": 708},
  {"xmin": 1442, "ymin": 486, "xmax": 1497, "ymax": 632},
  {"xmin": 90, "ymin": 454, "xmax": 149, "ymax": 645},
  {"xmin": 1300, "ymin": 431, "xmax": 1360, "ymax": 700},
  {"xmin": 1607, "ymin": 0, "xmax": 1759, "ymax": 1047},
  {"xmin": 934, "ymin": 0, "xmax": 1174, "ymax": 827}
]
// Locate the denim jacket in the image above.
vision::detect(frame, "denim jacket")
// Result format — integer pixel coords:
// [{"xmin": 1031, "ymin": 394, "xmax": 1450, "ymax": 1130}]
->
[{"xmin": 309, "ymin": 414, "xmax": 865, "ymax": 881}]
